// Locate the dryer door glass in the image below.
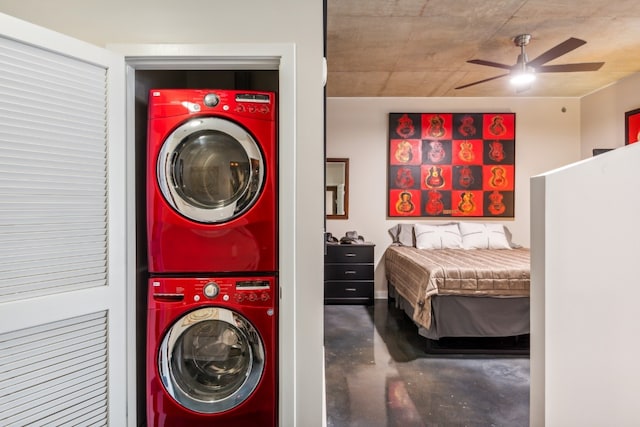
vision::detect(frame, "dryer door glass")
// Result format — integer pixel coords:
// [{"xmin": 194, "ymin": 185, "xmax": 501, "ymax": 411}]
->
[
  {"xmin": 158, "ymin": 307, "xmax": 265, "ymax": 414},
  {"xmin": 157, "ymin": 117, "xmax": 264, "ymax": 223}
]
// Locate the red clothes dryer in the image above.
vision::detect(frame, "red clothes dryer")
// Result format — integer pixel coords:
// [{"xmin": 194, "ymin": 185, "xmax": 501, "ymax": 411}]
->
[
  {"xmin": 146, "ymin": 276, "xmax": 277, "ymax": 427},
  {"xmin": 147, "ymin": 89, "xmax": 277, "ymax": 274}
]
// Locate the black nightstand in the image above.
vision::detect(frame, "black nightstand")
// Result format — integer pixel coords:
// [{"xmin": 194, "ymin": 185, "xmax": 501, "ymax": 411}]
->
[{"xmin": 324, "ymin": 243, "xmax": 375, "ymax": 305}]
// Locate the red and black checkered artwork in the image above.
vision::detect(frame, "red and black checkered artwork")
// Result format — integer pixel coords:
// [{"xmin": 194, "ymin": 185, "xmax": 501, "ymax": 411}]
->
[{"xmin": 388, "ymin": 112, "xmax": 516, "ymax": 218}]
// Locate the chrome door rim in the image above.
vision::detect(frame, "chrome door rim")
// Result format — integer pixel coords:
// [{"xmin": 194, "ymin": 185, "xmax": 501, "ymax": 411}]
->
[
  {"xmin": 157, "ymin": 307, "xmax": 265, "ymax": 413},
  {"xmin": 157, "ymin": 117, "xmax": 264, "ymax": 223}
]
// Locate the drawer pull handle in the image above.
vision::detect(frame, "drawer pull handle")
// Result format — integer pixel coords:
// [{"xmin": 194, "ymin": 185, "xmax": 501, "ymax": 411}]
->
[
  {"xmin": 345, "ymin": 270, "xmax": 357, "ymax": 274},
  {"xmin": 345, "ymin": 288, "xmax": 357, "ymax": 292},
  {"xmin": 345, "ymin": 253, "xmax": 357, "ymax": 257}
]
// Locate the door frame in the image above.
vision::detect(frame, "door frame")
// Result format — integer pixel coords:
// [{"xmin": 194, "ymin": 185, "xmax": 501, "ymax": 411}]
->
[{"xmin": 110, "ymin": 43, "xmax": 296, "ymax": 427}]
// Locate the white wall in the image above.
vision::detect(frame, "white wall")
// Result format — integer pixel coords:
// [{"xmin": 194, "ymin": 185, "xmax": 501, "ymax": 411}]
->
[
  {"xmin": 530, "ymin": 142, "xmax": 640, "ymax": 427},
  {"xmin": 581, "ymin": 73, "xmax": 640, "ymax": 157},
  {"xmin": 0, "ymin": 2, "xmax": 325, "ymax": 426},
  {"xmin": 528, "ymin": 67, "xmax": 640, "ymax": 427},
  {"xmin": 326, "ymin": 97, "xmax": 581, "ymax": 298}
]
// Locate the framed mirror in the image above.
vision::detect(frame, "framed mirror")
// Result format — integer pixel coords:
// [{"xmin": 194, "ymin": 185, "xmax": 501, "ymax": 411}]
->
[{"xmin": 326, "ymin": 158, "xmax": 349, "ymax": 219}]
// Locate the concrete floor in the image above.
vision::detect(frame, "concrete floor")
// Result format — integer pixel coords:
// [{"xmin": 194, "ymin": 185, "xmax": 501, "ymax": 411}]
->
[{"xmin": 324, "ymin": 301, "xmax": 530, "ymax": 426}]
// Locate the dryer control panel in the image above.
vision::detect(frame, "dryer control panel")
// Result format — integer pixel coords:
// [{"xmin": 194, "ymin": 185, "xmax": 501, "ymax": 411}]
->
[{"xmin": 148, "ymin": 89, "xmax": 276, "ymax": 121}]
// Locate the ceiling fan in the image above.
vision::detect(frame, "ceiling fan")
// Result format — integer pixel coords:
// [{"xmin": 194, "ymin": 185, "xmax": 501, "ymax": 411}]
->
[{"xmin": 455, "ymin": 34, "xmax": 604, "ymax": 90}]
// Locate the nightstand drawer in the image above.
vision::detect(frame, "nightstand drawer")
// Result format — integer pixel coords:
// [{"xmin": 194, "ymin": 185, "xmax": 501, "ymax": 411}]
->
[
  {"xmin": 324, "ymin": 263, "xmax": 374, "ymax": 280},
  {"xmin": 324, "ymin": 281, "xmax": 373, "ymax": 302},
  {"xmin": 325, "ymin": 244, "xmax": 374, "ymax": 264}
]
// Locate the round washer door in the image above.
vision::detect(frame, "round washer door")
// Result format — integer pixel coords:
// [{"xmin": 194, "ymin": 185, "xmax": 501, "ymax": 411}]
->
[
  {"xmin": 158, "ymin": 307, "xmax": 265, "ymax": 414},
  {"xmin": 157, "ymin": 117, "xmax": 264, "ymax": 223}
]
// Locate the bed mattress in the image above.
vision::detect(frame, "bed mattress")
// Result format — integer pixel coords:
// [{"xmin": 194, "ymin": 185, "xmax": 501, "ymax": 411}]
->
[{"xmin": 385, "ymin": 246, "xmax": 530, "ymax": 333}]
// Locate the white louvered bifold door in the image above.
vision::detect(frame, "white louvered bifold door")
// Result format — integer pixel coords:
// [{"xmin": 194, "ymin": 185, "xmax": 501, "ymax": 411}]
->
[{"xmin": 0, "ymin": 13, "xmax": 127, "ymax": 427}]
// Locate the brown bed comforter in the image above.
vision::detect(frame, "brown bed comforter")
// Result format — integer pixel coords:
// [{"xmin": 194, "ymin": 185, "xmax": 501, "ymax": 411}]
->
[{"xmin": 385, "ymin": 245, "xmax": 530, "ymax": 331}]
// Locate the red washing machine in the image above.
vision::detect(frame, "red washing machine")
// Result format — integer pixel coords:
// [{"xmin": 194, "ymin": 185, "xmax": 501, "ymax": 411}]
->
[
  {"xmin": 146, "ymin": 276, "xmax": 277, "ymax": 426},
  {"xmin": 147, "ymin": 89, "xmax": 277, "ymax": 274}
]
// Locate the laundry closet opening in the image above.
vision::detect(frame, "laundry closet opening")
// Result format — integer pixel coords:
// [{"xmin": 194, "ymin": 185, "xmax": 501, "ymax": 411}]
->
[{"xmin": 133, "ymin": 68, "xmax": 279, "ymax": 425}]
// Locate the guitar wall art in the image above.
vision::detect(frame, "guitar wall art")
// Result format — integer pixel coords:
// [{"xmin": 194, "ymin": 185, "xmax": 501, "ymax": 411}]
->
[{"xmin": 388, "ymin": 112, "xmax": 516, "ymax": 218}]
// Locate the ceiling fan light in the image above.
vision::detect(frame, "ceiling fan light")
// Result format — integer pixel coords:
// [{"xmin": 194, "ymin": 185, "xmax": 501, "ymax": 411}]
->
[{"xmin": 510, "ymin": 71, "xmax": 536, "ymax": 86}]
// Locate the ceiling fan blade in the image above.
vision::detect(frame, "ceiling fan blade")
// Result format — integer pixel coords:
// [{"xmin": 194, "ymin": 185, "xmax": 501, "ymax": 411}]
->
[
  {"xmin": 467, "ymin": 59, "xmax": 513, "ymax": 70},
  {"xmin": 455, "ymin": 73, "xmax": 510, "ymax": 90},
  {"xmin": 536, "ymin": 62, "xmax": 604, "ymax": 72},
  {"xmin": 528, "ymin": 37, "xmax": 586, "ymax": 67}
]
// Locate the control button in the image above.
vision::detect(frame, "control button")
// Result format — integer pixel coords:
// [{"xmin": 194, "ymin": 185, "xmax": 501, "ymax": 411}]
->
[
  {"xmin": 203, "ymin": 282, "xmax": 219, "ymax": 299},
  {"xmin": 249, "ymin": 293, "xmax": 257, "ymax": 301},
  {"xmin": 234, "ymin": 293, "xmax": 244, "ymax": 302},
  {"xmin": 203, "ymin": 93, "xmax": 219, "ymax": 107},
  {"xmin": 181, "ymin": 101, "xmax": 200, "ymax": 112},
  {"xmin": 260, "ymin": 292, "xmax": 270, "ymax": 301},
  {"xmin": 223, "ymin": 294, "xmax": 230, "ymax": 301},
  {"xmin": 194, "ymin": 295, "xmax": 200, "ymax": 302}
]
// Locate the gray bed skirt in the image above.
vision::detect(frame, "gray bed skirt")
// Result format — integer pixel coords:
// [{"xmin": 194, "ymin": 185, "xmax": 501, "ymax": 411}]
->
[{"xmin": 388, "ymin": 282, "xmax": 530, "ymax": 340}]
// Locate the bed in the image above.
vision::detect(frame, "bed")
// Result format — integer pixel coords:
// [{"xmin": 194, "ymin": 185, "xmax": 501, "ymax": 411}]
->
[{"xmin": 385, "ymin": 222, "xmax": 530, "ymax": 345}]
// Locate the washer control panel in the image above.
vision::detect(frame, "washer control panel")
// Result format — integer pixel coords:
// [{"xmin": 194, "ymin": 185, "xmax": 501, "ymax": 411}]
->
[{"xmin": 150, "ymin": 276, "xmax": 276, "ymax": 308}]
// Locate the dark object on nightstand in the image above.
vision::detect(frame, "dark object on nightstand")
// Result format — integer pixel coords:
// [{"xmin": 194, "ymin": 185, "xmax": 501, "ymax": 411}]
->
[
  {"xmin": 592, "ymin": 148, "xmax": 613, "ymax": 156},
  {"xmin": 324, "ymin": 243, "xmax": 375, "ymax": 305},
  {"xmin": 339, "ymin": 230, "xmax": 365, "ymax": 244}
]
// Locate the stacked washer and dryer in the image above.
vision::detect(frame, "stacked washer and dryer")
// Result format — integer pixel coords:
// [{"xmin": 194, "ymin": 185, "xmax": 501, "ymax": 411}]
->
[{"xmin": 145, "ymin": 89, "xmax": 278, "ymax": 426}]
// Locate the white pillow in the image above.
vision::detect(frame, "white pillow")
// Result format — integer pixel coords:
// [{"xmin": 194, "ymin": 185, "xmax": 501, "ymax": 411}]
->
[
  {"xmin": 414, "ymin": 223, "xmax": 462, "ymax": 250},
  {"xmin": 459, "ymin": 222, "xmax": 512, "ymax": 250}
]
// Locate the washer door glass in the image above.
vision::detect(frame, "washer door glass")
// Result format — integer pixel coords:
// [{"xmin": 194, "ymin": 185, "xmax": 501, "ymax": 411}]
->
[
  {"xmin": 158, "ymin": 307, "xmax": 265, "ymax": 414},
  {"xmin": 157, "ymin": 117, "xmax": 264, "ymax": 223}
]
